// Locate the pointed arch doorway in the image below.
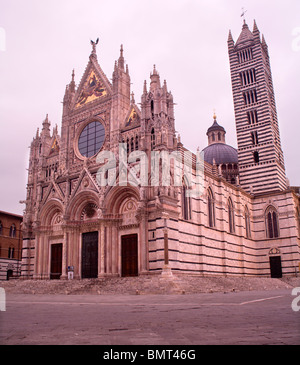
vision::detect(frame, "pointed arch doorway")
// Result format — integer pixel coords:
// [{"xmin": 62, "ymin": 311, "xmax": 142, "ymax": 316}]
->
[{"xmin": 121, "ymin": 234, "xmax": 138, "ymax": 277}]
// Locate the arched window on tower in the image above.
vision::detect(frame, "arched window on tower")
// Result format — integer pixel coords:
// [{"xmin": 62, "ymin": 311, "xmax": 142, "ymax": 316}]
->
[
  {"xmin": 265, "ymin": 206, "xmax": 279, "ymax": 238},
  {"xmin": 253, "ymin": 151, "xmax": 259, "ymax": 163},
  {"xmin": 151, "ymin": 128, "xmax": 155, "ymax": 149},
  {"xmin": 228, "ymin": 198, "xmax": 235, "ymax": 233},
  {"xmin": 207, "ymin": 188, "xmax": 215, "ymax": 228},
  {"xmin": 245, "ymin": 206, "xmax": 251, "ymax": 238}
]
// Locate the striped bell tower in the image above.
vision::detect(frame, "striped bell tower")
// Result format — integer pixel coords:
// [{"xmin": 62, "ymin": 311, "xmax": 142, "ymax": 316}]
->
[{"xmin": 228, "ymin": 20, "xmax": 287, "ymax": 194}]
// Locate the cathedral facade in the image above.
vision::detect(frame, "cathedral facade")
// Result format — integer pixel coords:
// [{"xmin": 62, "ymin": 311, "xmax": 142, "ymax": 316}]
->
[{"xmin": 21, "ymin": 20, "xmax": 300, "ymax": 280}]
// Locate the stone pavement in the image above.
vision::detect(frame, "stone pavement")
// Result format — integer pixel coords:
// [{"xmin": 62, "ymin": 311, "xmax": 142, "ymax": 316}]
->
[{"xmin": 1, "ymin": 288, "xmax": 299, "ymax": 345}]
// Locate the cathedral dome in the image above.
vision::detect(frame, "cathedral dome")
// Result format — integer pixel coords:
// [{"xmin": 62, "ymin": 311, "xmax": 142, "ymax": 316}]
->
[{"xmin": 202, "ymin": 143, "xmax": 238, "ymax": 165}]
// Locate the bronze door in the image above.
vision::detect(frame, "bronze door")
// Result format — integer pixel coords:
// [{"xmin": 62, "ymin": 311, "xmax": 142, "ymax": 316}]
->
[
  {"xmin": 121, "ymin": 234, "xmax": 138, "ymax": 277},
  {"xmin": 82, "ymin": 231, "xmax": 98, "ymax": 278},
  {"xmin": 50, "ymin": 243, "xmax": 62, "ymax": 280}
]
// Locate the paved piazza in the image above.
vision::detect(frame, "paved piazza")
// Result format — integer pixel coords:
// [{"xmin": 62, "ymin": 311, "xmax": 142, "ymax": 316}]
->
[{"xmin": 0, "ymin": 289, "xmax": 299, "ymax": 345}]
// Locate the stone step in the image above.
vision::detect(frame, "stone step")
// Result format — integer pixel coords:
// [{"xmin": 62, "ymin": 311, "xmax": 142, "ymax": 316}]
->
[{"xmin": 1, "ymin": 274, "xmax": 298, "ymax": 295}]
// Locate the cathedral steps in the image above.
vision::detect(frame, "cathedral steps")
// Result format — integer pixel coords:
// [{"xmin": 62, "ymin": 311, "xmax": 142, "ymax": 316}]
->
[{"xmin": 1, "ymin": 274, "xmax": 297, "ymax": 295}]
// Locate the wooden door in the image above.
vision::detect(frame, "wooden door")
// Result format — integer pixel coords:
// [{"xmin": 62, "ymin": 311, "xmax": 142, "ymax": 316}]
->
[
  {"xmin": 121, "ymin": 234, "xmax": 138, "ymax": 277},
  {"xmin": 82, "ymin": 231, "xmax": 98, "ymax": 278},
  {"xmin": 50, "ymin": 243, "xmax": 62, "ymax": 280},
  {"xmin": 269, "ymin": 256, "xmax": 282, "ymax": 278}
]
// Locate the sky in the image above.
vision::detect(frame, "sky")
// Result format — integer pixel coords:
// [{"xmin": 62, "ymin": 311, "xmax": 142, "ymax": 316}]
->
[{"xmin": 0, "ymin": 0, "xmax": 299, "ymax": 215}]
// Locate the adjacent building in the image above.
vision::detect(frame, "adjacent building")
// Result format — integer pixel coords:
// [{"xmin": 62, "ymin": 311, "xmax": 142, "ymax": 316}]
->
[{"xmin": 0, "ymin": 211, "xmax": 22, "ymax": 280}]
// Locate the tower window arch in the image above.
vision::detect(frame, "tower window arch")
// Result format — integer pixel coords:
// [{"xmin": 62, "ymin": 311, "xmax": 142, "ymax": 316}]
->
[
  {"xmin": 207, "ymin": 188, "xmax": 215, "ymax": 228},
  {"xmin": 265, "ymin": 206, "xmax": 279, "ymax": 238},
  {"xmin": 228, "ymin": 198, "xmax": 235, "ymax": 233},
  {"xmin": 253, "ymin": 151, "xmax": 259, "ymax": 163}
]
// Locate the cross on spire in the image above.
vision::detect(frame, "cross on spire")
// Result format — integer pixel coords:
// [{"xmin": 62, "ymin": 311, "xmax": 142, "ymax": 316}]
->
[{"xmin": 241, "ymin": 7, "xmax": 247, "ymax": 22}]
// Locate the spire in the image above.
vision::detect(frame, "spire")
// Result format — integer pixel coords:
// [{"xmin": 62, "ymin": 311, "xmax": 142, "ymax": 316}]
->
[
  {"xmin": 118, "ymin": 44, "xmax": 125, "ymax": 70},
  {"xmin": 235, "ymin": 20, "xmax": 254, "ymax": 46},
  {"xmin": 69, "ymin": 69, "xmax": 75, "ymax": 92},
  {"xmin": 253, "ymin": 19, "xmax": 259, "ymax": 33},
  {"xmin": 253, "ymin": 19, "xmax": 260, "ymax": 40},
  {"xmin": 152, "ymin": 64, "xmax": 158, "ymax": 75},
  {"xmin": 150, "ymin": 64, "xmax": 160, "ymax": 91},
  {"xmin": 41, "ymin": 114, "xmax": 51, "ymax": 137},
  {"xmin": 262, "ymin": 34, "xmax": 267, "ymax": 47},
  {"xmin": 261, "ymin": 34, "xmax": 268, "ymax": 54},
  {"xmin": 143, "ymin": 80, "xmax": 147, "ymax": 94},
  {"xmin": 163, "ymin": 79, "xmax": 168, "ymax": 94},
  {"xmin": 228, "ymin": 29, "xmax": 234, "ymax": 45},
  {"xmin": 131, "ymin": 91, "xmax": 135, "ymax": 104}
]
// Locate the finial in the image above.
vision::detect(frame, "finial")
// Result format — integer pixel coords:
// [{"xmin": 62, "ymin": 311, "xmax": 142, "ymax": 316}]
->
[
  {"xmin": 69, "ymin": 69, "xmax": 75, "ymax": 92},
  {"xmin": 163, "ymin": 79, "xmax": 167, "ymax": 93},
  {"xmin": 213, "ymin": 109, "xmax": 217, "ymax": 120},
  {"xmin": 152, "ymin": 64, "xmax": 158, "ymax": 75},
  {"xmin": 118, "ymin": 44, "xmax": 125, "ymax": 70},
  {"xmin": 90, "ymin": 38, "xmax": 99, "ymax": 57},
  {"xmin": 43, "ymin": 113, "xmax": 50, "ymax": 124},
  {"xmin": 131, "ymin": 91, "xmax": 135, "ymax": 104}
]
